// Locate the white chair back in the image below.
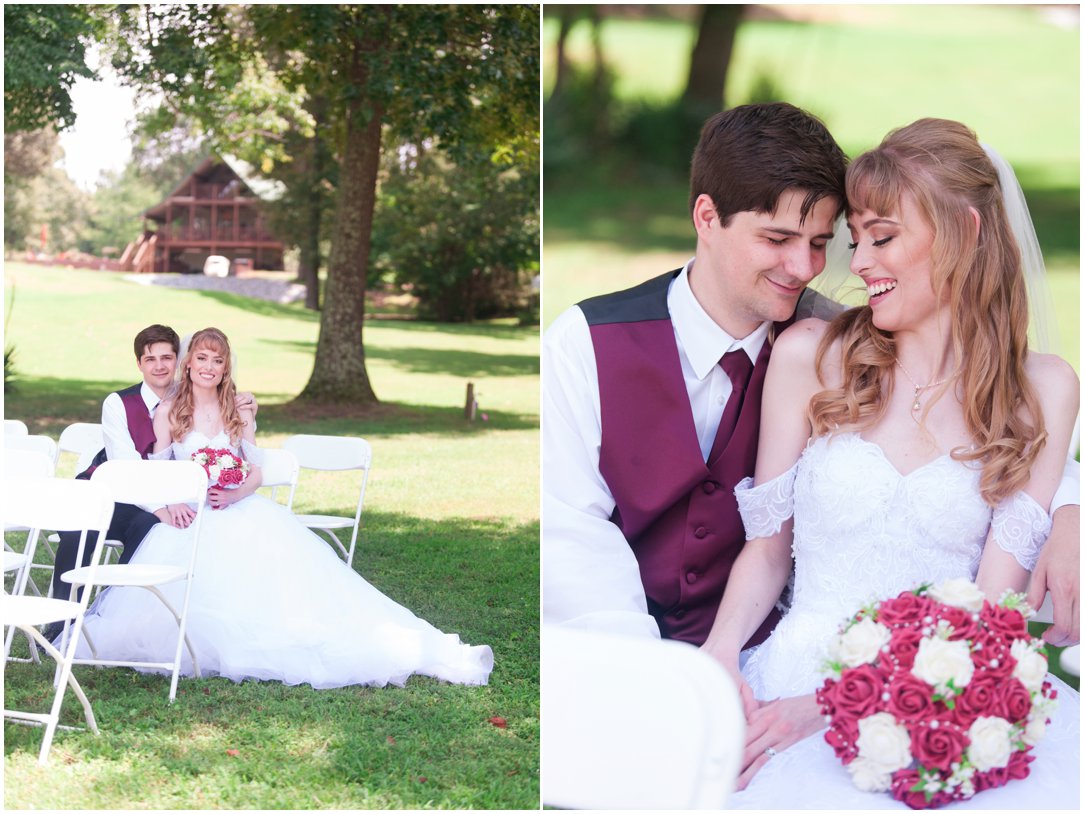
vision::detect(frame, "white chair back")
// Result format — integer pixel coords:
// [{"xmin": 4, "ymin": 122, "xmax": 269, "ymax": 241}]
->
[
  {"xmin": 282, "ymin": 434, "xmax": 372, "ymax": 567},
  {"xmin": 6, "ymin": 434, "xmax": 59, "ymax": 467},
  {"xmin": 3, "ymin": 448, "xmax": 55, "ymax": 479},
  {"xmin": 2, "ymin": 477, "xmax": 114, "ymax": 763},
  {"xmin": 4, "ymin": 419, "xmax": 29, "ymax": 436},
  {"xmin": 259, "ymin": 448, "xmax": 300, "ymax": 508},
  {"xmin": 58, "ymin": 422, "xmax": 105, "ymax": 474},
  {"xmin": 542, "ymin": 626, "xmax": 745, "ymax": 810}
]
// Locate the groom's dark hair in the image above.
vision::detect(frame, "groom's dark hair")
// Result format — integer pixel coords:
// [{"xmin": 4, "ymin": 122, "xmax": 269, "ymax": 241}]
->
[
  {"xmin": 690, "ymin": 102, "xmax": 847, "ymax": 227},
  {"xmin": 133, "ymin": 324, "xmax": 180, "ymax": 359}
]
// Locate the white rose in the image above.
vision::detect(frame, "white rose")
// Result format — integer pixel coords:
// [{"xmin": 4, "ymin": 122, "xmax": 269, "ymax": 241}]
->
[
  {"xmin": 912, "ymin": 636, "xmax": 974, "ymax": 691},
  {"xmin": 928, "ymin": 578, "xmax": 985, "ymax": 612},
  {"xmin": 219, "ymin": 456, "xmax": 236, "ymax": 469},
  {"xmin": 208, "ymin": 463, "xmax": 222, "ymax": 483},
  {"xmin": 1010, "ymin": 639, "xmax": 1047, "ymax": 693},
  {"xmin": 1022, "ymin": 715, "xmax": 1047, "ymax": 746},
  {"xmin": 838, "ymin": 616, "xmax": 891, "ymax": 668},
  {"xmin": 855, "ymin": 712, "xmax": 912, "ymax": 773},
  {"xmin": 846, "ymin": 755, "xmax": 893, "ymax": 793},
  {"xmin": 967, "ymin": 716, "xmax": 1014, "ymax": 771}
]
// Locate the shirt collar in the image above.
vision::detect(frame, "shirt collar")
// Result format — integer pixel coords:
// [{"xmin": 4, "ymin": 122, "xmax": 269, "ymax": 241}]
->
[
  {"xmin": 140, "ymin": 381, "xmax": 162, "ymax": 414},
  {"xmin": 669, "ymin": 259, "xmax": 772, "ymax": 381}
]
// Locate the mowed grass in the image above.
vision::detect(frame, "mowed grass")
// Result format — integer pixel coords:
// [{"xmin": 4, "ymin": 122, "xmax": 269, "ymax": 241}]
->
[
  {"xmin": 3, "ymin": 263, "xmax": 539, "ymax": 809},
  {"xmin": 541, "ymin": 6, "xmax": 1080, "ymax": 373}
]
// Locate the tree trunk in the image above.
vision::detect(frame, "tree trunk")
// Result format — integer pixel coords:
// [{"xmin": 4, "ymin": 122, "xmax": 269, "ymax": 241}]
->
[
  {"xmin": 298, "ymin": 53, "xmax": 382, "ymax": 403},
  {"xmin": 551, "ymin": 5, "xmax": 577, "ymax": 98},
  {"xmin": 681, "ymin": 4, "xmax": 744, "ymax": 112},
  {"xmin": 299, "ymin": 96, "xmax": 327, "ymax": 312}
]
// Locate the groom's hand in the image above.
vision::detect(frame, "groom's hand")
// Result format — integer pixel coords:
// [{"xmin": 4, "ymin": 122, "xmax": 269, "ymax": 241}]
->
[
  {"xmin": 235, "ymin": 391, "xmax": 258, "ymax": 415},
  {"xmin": 156, "ymin": 504, "xmax": 195, "ymax": 529},
  {"xmin": 1027, "ymin": 505, "xmax": 1079, "ymax": 646}
]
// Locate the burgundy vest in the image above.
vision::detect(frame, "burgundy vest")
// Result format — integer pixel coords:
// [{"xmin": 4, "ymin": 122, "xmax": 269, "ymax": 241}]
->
[
  {"xmin": 582, "ymin": 271, "xmax": 791, "ymax": 647},
  {"xmin": 78, "ymin": 383, "xmax": 156, "ymax": 479}
]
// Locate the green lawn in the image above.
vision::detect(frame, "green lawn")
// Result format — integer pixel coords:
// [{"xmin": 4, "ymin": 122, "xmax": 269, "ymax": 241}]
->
[
  {"xmin": 3, "ymin": 263, "xmax": 539, "ymax": 809},
  {"xmin": 542, "ymin": 6, "xmax": 1080, "ymax": 372}
]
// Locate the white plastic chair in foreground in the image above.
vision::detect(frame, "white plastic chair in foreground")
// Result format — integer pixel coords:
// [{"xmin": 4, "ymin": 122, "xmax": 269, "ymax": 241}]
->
[
  {"xmin": 258, "ymin": 447, "xmax": 300, "ymax": 508},
  {"xmin": 57, "ymin": 422, "xmax": 105, "ymax": 475},
  {"xmin": 3, "ymin": 448, "xmax": 56, "ymax": 602},
  {"xmin": 4, "ymin": 418, "xmax": 29, "ymax": 436},
  {"xmin": 542, "ymin": 625, "xmax": 746, "ymax": 810},
  {"xmin": 62, "ymin": 460, "xmax": 209, "ymax": 702},
  {"xmin": 282, "ymin": 434, "xmax": 371, "ymax": 567},
  {"xmin": 2, "ymin": 477, "xmax": 114, "ymax": 764}
]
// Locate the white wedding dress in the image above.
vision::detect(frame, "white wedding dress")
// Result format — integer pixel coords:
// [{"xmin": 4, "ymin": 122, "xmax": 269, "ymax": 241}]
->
[
  {"xmin": 728, "ymin": 432, "xmax": 1079, "ymax": 810},
  {"xmin": 75, "ymin": 431, "xmax": 493, "ymax": 689}
]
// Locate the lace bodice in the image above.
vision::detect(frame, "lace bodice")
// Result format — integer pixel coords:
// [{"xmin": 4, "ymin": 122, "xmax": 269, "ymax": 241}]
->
[{"xmin": 735, "ymin": 432, "xmax": 1051, "ymax": 699}]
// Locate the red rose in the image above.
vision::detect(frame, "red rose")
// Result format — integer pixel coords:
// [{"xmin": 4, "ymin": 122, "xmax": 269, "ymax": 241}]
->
[
  {"xmin": 888, "ymin": 673, "xmax": 938, "ymax": 724},
  {"xmin": 824, "ymin": 718, "xmax": 860, "ymax": 764},
  {"xmin": 935, "ymin": 604, "xmax": 981, "ymax": 641},
  {"xmin": 878, "ymin": 592, "xmax": 935, "ymax": 629},
  {"xmin": 971, "ymin": 636, "xmax": 1012, "ymax": 678},
  {"xmin": 889, "ymin": 769, "xmax": 931, "ymax": 809},
  {"xmin": 910, "ymin": 721, "xmax": 970, "ymax": 773},
  {"xmin": 982, "ymin": 604, "xmax": 1029, "ymax": 641},
  {"xmin": 990, "ymin": 678, "xmax": 1032, "ymax": 723},
  {"xmin": 973, "ymin": 749, "xmax": 1033, "ymax": 792},
  {"xmin": 218, "ymin": 466, "xmax": 245, "ymax": 487},
  {"xmin": 885, "ymin": 626, "xmax": 924, "ymax": 671},
  {"xmin": 953, "ymin": 675, "xmax": 997, "ymax": 728},
  {"xmin": 833, "ymin": 663, "xmax": 888, "ymax": 720}
]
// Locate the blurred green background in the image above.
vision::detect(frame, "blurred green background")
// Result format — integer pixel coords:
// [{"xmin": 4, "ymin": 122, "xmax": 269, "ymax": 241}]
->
[{"xmin": 542, "ymin": 4, "xmax": 1080, "ymax": 371}]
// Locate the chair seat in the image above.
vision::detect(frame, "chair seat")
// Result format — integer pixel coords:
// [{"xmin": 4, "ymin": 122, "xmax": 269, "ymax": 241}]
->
[
  {"xmin": 3, "ymin": 551, "xmax": 28, "ymax": 573},
  {"xmin": 295, "ymin": 514, "xmax": 352, "ymax": 529},
  {"xmin": 2, "ymin": 595, "xmax": 82, "ymax": 627},
  {"xmin": 62, "ymin": 563, "xmax": 187, "ymax": 588}
]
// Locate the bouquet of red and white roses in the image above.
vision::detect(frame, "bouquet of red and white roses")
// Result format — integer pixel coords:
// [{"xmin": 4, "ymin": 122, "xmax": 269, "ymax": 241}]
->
[
  {"xmin": 191, "ymin": 447, "xmax": 250, "ymax": 489},
  {"xmin": 816, "ymin": 578, "xmax": 1058, "ymax": 809}
]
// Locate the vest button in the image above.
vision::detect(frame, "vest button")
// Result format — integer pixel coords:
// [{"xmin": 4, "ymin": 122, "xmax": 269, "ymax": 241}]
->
[
  {"xmin": 694, "ymin": 526, "xmax": 708, "ymax": 539},
  {"xmin": 686, "ymin": 571, "xmax": 698, "ymax": 584},
  {"xmin": 702, "ymin": 481, "xmax": 717, "ymax": 495}
]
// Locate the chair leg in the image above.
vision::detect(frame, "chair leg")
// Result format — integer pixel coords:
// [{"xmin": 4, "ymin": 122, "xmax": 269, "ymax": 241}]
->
[
  {"xmin": 143, "ymin": 586, "xmax": 201, "ymax": 682},
  {"xmin": 22, "ymin": 625, "xmax": 98, "ymax": 765},
  {"xmin": 316, "ymin": 529, "xmax": 348, "ymax": 562}
]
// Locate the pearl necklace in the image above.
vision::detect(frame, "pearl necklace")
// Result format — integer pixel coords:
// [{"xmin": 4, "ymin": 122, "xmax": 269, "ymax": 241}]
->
[{"xmin": 895, "ymin": 359, "xmax": 954, "ymax": 412}]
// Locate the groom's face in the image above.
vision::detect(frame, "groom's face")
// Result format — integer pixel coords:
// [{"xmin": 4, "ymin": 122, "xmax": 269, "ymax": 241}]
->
[
  {"xmin": 137, "ymin": 341, "xmax": 178, "ymax": 393},
  {"xmin": 692, "ymin": 188, "xmax": 839, "ymax": 338}
]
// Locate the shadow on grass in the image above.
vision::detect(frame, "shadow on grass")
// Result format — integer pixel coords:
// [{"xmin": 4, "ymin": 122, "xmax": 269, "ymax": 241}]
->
[{"xmin": 5, "ymin": 378, "xmax": 539, "ymax": 437}]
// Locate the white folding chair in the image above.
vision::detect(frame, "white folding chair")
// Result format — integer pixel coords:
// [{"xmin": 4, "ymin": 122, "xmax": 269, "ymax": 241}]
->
[
  {"xmin": 62, "ymin": 459, "xmax": 209, "ymax": 702},
  {"xmin": 3, "ymin": 448, "xmax": 56, "ymax": 600},
  {"xmin": 282, "ymin": 434, "xmax": 371, "ymax": 567},
  {"xmin": 57, "ymin": 422, "xmax": 105, "ymax": 475},
  {"xmin": 6, "ymin": 433, "xmax": 59, "ymax": 466},
  {"xmin": 542, "ymin": 625, "xmax": 746, "ymax": 810},
  {"xmin": 2, "ymin": 477, "xmax": 114, "ymax": 764},
  {"xmin": 4, "ymin": 418, "xmax": 29, "ymax": 436},
  {"xmin": 258, "ymin": 447, "xmax": 300, "ymax": 508}
]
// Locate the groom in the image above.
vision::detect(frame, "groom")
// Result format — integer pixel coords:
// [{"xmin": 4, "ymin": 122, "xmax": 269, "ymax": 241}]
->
[
  {"xmin": 542, "ymin": 103, "xmax": 1080, "ymax": 650},
  {"xmin": 50, "ymin": 323, "xmax": 257, "ymax": 603}
]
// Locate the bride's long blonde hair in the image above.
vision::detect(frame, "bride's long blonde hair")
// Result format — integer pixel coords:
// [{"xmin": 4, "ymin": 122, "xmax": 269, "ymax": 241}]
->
[
  {"xmin": 170, "ymin": 327, "xmax": 247, "ymax": 445},
  {"xmin": 808, "ymin": 119, "xmax": 1045, "ymax": 505}
]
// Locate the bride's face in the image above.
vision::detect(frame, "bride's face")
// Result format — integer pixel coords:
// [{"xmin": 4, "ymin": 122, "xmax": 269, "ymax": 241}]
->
[
  {"xmin": 847, "ymin": 194, "xmax": 942, "ymax": 334},
  {"xmin": 188, "ymin": 344, "xmax": 227, "ymax": 390}
]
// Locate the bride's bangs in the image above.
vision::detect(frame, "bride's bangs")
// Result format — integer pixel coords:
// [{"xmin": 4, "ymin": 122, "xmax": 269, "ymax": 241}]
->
[{"xmin": 845, "ymin": 151, "xmax": 906, "ymax": 220}]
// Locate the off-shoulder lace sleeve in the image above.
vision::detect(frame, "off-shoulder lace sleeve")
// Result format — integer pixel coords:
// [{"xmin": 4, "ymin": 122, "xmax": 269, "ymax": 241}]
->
[
  {"xmin": 990, "ymin": 491, "xmax": 1052, "ymax": 571},
  {"xmin": 148, "ymin": 446, "xmax": 175, "ymax": 461},
  {"xmin": 734, "ymin": 463, "xmax": 798, "ymax": 540},
  {"xmin": 239, "ymin": 439, "xmax": 265, "ymax": 467}
]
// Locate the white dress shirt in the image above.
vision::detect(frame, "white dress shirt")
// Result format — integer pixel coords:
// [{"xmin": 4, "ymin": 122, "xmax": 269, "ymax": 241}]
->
[
  {"xmin": 543, "ymin": 262, "xmax": 769, "ymax": 639},
  {"xmin": 101, "ymin": 382, "xmax": 164, "ymax": 513},
  {"xmin": 542, "ymin": 262, "xmax": 1080, "ymax": 641}
]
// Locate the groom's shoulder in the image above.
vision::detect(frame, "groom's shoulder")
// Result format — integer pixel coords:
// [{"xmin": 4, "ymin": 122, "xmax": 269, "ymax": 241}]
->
[{"xmin": 578, "ymin": 270, "xmax": 678, "ymax": 326}]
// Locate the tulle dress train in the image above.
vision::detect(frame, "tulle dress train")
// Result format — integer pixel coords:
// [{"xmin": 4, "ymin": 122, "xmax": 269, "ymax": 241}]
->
[{"xmin": 75, "ymin": 432, "xmax": 493, "ymax": 689}]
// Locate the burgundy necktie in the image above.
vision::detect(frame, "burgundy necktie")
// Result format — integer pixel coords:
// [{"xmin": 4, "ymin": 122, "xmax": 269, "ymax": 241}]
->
[{"xmin": 710, "ymin": 349, "xmax": 755, "ymax": 458}]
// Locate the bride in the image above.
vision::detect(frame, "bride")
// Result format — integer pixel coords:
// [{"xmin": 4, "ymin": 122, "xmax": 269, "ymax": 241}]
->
[
  {"xmin": 702, "ymin": 119, "xmax": 1079, "ymax": 808},
  {"xmin": 77, "ymin": 327, "xmax": 493, "ymax": 689}
]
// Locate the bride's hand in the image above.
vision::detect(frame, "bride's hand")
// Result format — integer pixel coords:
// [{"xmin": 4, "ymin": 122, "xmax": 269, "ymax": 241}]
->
[
  {"xmin": 737, "ymin": 693, "xmax": 824, "ymax": 790},
  {"xmin": 207, "ymin": 487, "xmax": 240, "ymax": 510}
]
